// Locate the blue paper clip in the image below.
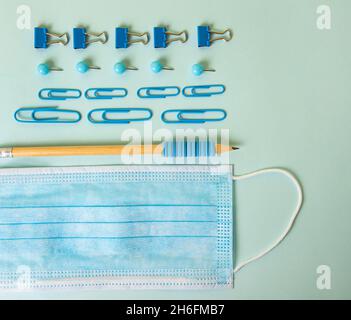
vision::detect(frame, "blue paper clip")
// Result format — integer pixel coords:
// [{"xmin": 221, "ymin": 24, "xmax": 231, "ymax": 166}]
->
[
  {"xmin": 73, "ymin": 28, "xmax": 107, "ymax": 49},
  {"xmin": 161, "ymin": 109, "xmax": 227, "ymax": 124},
  {"xmin": 154, "ymin": 27, "xmax": 188, "ymax": 48},
  {"xmin": 182, "ymin": 85, "xmax": 226, "ymax": 98},
  {"xmin": 14, "ymin": 107, "xmax": 82, "ymax": 124},
  {"xmin": 85, "ymin": 88, "xmax": 128, "ymax": 100},
  {"xmin": 197, "ymin": 26, "xmax": 232, "ymax": 47},
  {"xmin": 137, "ymin": 86, "xmax": 180, "ymax": 99},
  {"xmin": 115, "ymin": 28, "xmax": 149, "ymax": 48},
  {"xmin": 34, "ymin": 27, "xmax": 68, "ymax": 48},
  {"xmin": 88, "ymin": 108, "xmax": 153, "ymax": 124},
  {"xmin": 39, "ymin": 89, "xmax": 82, "ymax": 101}
]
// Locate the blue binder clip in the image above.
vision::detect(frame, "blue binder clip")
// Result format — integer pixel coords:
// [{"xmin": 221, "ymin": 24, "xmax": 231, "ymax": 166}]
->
[
  {"xmin": 137, "ymin": 86, "xmax": 180, "ymax": 99},
  {"xmin": 182, "ymin": 85, "xmax": 226, "ymax": 97},
  {"xmin": 88, "ymin": 108, "xmax": 153, "ymax": 124},
  {"xmin": 154, "ymin": 27, "xmax": 188, "ymax": 48},
  {"xmin": 161, "ymin": 109, "xmax": 227, "ymax": 124},
  {"xmin": 73, "ymin": 28, "xmax": 108, "ymax": 49},
  {"xmin": 197, "ymin": 26, "xmax": 232, "ymax": 47},
  {"xmin": 38, "ymin": 88, "xmax": 82, "ymax": 100},
  {"xmin": 85, "ymin": 88, "xmax": 128, "ymax": 99},
  {"xmin": 14, "ymin": 107, "xmax": 82, "ymax": 124},
  {"xmin": 34, "ymin": 27, "xmax": 68, "ymax": 48},
  {"xmin": 115, "ymin": 28, "xmax": 149, "ymax": 48}
]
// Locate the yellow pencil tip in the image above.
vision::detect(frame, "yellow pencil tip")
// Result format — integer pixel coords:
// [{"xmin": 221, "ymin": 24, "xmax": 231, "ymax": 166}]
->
[{"xmin": 232, "ymin": 147, "xmax": 240, "ymax": 151}]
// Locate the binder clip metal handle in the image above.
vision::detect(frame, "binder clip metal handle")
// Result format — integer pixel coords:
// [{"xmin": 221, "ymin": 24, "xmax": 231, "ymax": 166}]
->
[
  {"xmin": 115, "ymin": 28, "xmax": 150, "ymax": 48},
  {"xmin": 73, "ymin": 28, "xmax": 108, "ymax": 49},
  {"xmin": 154, "ymin": 27, "xmax": 188, "ymax": 48},
  {"xmin": 34, "ymin": 27, "xmax": 69, "ymax": 48},
  {"xmin": 198, "ymin": 26, "xmax": 233, "ymax": 47}
]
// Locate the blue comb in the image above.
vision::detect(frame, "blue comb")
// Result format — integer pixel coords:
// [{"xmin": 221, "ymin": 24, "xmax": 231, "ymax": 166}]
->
[{"xmin": 162, "ymin": 140, "xmax": 217, "ymax": 158}]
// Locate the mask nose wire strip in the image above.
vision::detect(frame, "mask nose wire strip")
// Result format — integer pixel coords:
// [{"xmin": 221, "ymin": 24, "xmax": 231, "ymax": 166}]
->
[{"xmin": 232, "ymin": 168, "xmax": 304, "ymax": 274}]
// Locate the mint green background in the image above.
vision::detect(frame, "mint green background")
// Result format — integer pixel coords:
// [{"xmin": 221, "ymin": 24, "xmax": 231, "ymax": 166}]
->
[{"xmin": 0, "ymin": 0, "xmax": 350, "ymax": 299}]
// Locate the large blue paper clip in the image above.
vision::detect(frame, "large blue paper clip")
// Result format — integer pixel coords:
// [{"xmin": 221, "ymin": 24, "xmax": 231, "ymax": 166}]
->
[
  {"xmin": 161, "ymin": 109, "xmax": 227, "ymax": 124},
  {"xmin": 14, "ymin": 107, "xmax": 82, "ymax": 124},
  {"xmin": 154, "ymin": 27, "xmax": 188, "ymax": 48},
  {"xmin": 137, "ymin": 86, "xmax": 180, "ymax": 99},
  {"xmin": 197, "ymin": 26, "xmax": 233, "ymax": 47},
  {"xmin": 73, "ymin": 28, "xmax": 107, "ymax": 49},
  {"xmin": 34, "ymin": 27, "xmax": 68, "ymax": 48},
  {"xmin": 39, "ymin": 88, "xmax": 82, "ymax": 100},
  {"xmin": 85, "ymin": 88, "xmax": 128, "ymax": 100},
  {"xmin": 115, "ymin": 28, "xmax": 149, "ymax": 49},
  {"xmin": 182, "ymin": 85, "xmax": 226, "ymax": 98},
  {"xmin": 88, "ymin": 108, "xmax": 153, "ymax": 124}
]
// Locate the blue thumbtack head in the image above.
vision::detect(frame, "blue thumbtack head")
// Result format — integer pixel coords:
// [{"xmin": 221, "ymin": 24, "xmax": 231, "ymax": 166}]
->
[
  {"xmin": 76, "ymin": 61, "xmax": 101, "ymax": 74},
  {"xmin": 153, "ymin": 27, "xmax": 188, "ymax": 48},
  {"xmin": 34, "ymin": 27, "xmax": 68, "ymax": 48},
  {"xmin": 197, "ymin": 26, "xmax": 233, "ymax": 47},
  {"xmin": 73, "ymin": 28, "xmax": 108, "ymax": 49},
  {"xmin": 114, "ymin": 62, "xmax": 138, "ymax": 75},
  {"xmin": 115, "ymin": 28, "xmax": 150, "ymax": 49},
  {"xmin": 192, "ymin": 63, "xmax": 216, "ymax": 76},
  {"xmin": 151, "ymin": 60, "xmax": 174, "ymax": 73},
  {"xmin": 37, "ymin": 63, "xmax": 63, "ymax": 76}
]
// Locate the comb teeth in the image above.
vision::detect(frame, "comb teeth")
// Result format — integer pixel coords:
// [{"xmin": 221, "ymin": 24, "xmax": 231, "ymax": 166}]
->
[{"xmin": 162, "ymin": 140, "xmax": 217, "ymax": 158}]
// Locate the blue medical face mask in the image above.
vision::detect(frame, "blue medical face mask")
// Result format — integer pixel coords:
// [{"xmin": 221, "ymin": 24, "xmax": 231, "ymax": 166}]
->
[{"xmin": 0, "ymin": 165, "xmax": 302, "ymax": 291}]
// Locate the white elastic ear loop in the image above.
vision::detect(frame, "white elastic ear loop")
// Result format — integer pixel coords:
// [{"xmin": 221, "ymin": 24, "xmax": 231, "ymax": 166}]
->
[{"xmin": 232, "ymin": 168, "xmax": 303, "ymax": 274}]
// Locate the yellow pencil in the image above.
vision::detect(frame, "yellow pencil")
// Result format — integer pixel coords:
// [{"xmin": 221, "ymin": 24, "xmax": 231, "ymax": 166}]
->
[{"xmin": 0, "ymin": 142, "xmax": 238, "ymax": 158}]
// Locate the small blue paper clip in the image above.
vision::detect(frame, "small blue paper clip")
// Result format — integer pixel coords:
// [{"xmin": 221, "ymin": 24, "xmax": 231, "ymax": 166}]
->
[
  {"xmin": 88, "ymin": 108, "xmax": 153, "ymax": 124},
  {"xmin": 182, "ymin": 85, "xmax": 226, "ymax": 98},
  {"xmin": 161, "ymin": 109, "xmax": 227, "ymax": 124},
  {"xmin": 154, "ymin": 27, "xmax": 188, "ymax": 48},
  {"xmin": 73, "ymin": 28, "xmax": 107, "ymax": 49},
  {"xmin": 85, "ymin": 88, "xmax": 128, "ymax": 100},
  {"xmin": 34, "ymin": 27, "xmax": 68, "ymax": 48},
  {"xmin": 38, "ymin": 89, "xmax": 82, "ymax": 101},
  {"xmin": 197, "ymin": 26, "xmax": 233, "ymax": 47},
  {"xmin": 14, "ymin": 107, "xmax": 82, "ymax": 124},
  {"xmin": 115, "ymin": 28, "xmax": 149, "ymax": 48},
  {"xmin": 137, "ymin": 86, "xmax": 180, "ymax": 99}
]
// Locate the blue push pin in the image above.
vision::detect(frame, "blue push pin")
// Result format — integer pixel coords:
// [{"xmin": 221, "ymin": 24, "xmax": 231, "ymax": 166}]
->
[
  {"xmin": 192, "ymin": 63, "xmax": 216, "ymax": 76},
  {"xmin": 76, "ymin": 61, "xmax": 101, "ymax": 74},
  {"xmin": 151, "ymin": 60, "xmax": 174, "ymax": 73},
  {"xmin": 37, "ymin": 63, "xmax": 63, "ymax": 76},
  {"xmin": 114, "ymin": 62, "xmax": 138, "ymax": 75}
]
